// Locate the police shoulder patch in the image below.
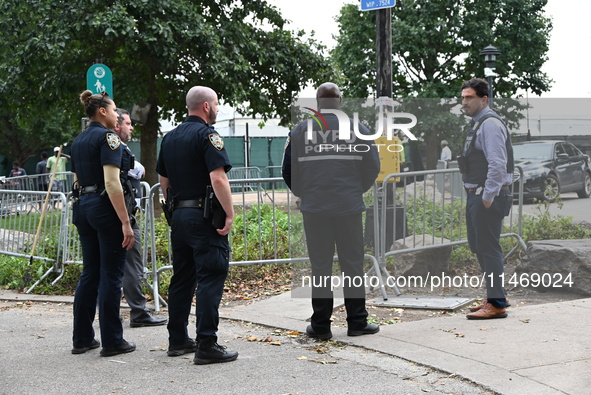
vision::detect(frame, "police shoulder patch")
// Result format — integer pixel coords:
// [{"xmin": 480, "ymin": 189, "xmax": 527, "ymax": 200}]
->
[
  {"xmin": 284, "ymin": 136, "xmax": 290, "ymax": 151},
  {"xmin": 106, "ymin": 133, "xmax": 121, "ymax": 150},
  {"xmin": 208, "ymin": 133, "xmax": 224, "ymax": 150}
]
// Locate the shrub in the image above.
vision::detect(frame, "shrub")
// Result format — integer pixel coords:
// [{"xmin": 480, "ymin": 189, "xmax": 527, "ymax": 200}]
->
[
  {"xmin": 521, "ymin": 199, "xmax": 590, "ymax": 242},
  {"xmin": 231, "ymin": 204, "xmax": 303, "ymax": 261},
  {"xmin": 0, "ymin": 255, "xmax": 51, "ymax": 291}
]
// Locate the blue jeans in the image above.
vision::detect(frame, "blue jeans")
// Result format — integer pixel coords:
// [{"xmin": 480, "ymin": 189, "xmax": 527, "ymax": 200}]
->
[
  {"xmin": 466, "ymin": 191, "xmax": 510, "ymax": 308},
  {"xmin": 72, "ymin": 193, "xmax": 127, "ymax": 348}
]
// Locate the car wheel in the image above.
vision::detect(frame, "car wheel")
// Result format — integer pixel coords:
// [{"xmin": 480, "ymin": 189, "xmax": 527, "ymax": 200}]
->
[
  {"xmin": 543, "ymin": 174, "xmax": 559, "ymax": 202},
  {"xmin": 577, "ymin": 171, "xmax": 591, "ymax": 198}
]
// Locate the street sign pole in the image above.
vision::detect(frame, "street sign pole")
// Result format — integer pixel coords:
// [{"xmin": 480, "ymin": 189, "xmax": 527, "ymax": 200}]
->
[
  {"xmin": 360, "ymin": 0, "xmax": 396, "ymax": 11},
  {"xmin": 376, "ymin": 8, "xmax": 392, "ymax": 98},
  {"xmin": 360, "ymin": 1, "xmax": 395, "ymax": 98}
]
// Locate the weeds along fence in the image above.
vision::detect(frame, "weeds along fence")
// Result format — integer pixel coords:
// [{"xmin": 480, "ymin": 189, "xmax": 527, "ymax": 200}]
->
[
  {"xmin": 0, "ymin": 167, "xmax": 526, "ymax": 304},
  {"xmin": 143, "ymin": 178, "xmax": 386, "ymax": 310}
]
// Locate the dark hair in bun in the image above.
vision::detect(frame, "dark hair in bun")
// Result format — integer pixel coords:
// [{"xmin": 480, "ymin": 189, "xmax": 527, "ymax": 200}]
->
[{"xmin": 79, "ymin": 90, "xmax": 113, "ymax": 118}]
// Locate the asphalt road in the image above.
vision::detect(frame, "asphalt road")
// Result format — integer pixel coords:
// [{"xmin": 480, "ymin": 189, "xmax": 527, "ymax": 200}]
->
[
  {"xmin": 0, "ymin": 300, "xmax": 493, "ymax": 395},
  {"xmin": 517, "ymin": 192, "xmax": 591, "ymax": 223}
]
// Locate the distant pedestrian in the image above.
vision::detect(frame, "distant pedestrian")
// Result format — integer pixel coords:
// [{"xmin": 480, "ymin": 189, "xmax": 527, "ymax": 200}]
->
[
  {"xmin": 36, "ymin": 152, "xmax": 49, "ymax": 191},
  {"xmin": 46, "ymin": 147, "xmax": 70, "ymax": 192},
  {"xmin": 8, "ymin": 161, "xmax": 26, "ymax": 178},
  {"xmin": 8, "ymin": 161, "xmax": 26, "ymax": 189},
  {"xmin": 440, "ymin": 140, "xmax": 452, "ymax": 167}
]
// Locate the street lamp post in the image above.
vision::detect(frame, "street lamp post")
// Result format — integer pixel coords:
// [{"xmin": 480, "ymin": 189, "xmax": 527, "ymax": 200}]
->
[{"xmin": 479, "ymin": 45, "xmax": 501, "ymax": 109}]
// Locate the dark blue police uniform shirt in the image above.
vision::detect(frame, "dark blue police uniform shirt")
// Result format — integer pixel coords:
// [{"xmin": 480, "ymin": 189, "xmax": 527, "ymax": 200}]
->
[
  {"xmin": 120, "ymin": 144, "xmax": 134, "ymax": 178},
  {"xmin": 156, "ymin": 116, "xmax": 232, "ymax": 201},
  {"xmin": 71, "ymin": 121, "xmax": 123, "ymax": 188}
]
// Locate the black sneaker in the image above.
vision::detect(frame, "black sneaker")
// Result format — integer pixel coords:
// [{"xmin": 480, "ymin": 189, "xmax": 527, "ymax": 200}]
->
[
  {"xmin": 168, "ymin": 339, "xmax": 198, "ymax": 357},
  {"xmin": 71, "ymin": 339, "xmax": 100, "ymax": 354},
  {"xmin": 193, "ymin": 343, "xmax": 238, "ymax": 365},
  {"xmin": 347, "ymin": 323, "xmax": 380, "ymax": 337},
  {"xmin": 306, "ymin": 325, "xmax": 332, "ymax": 340},
  {"xmin": 100, "ymin": 340, "xmax": 136, "ymax": 357}
]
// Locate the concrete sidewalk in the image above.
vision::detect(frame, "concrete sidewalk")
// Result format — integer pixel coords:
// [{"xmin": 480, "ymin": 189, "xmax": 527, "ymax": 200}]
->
[
  {"xmin": 1, "ymin": 289, "xmax": 589, "ymax": 394},
  {"xmin": 220, "ymin": 290, "xmax": 591, "ymax": 394}
]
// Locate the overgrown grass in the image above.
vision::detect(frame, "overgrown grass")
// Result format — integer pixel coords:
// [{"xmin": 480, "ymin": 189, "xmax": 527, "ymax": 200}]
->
[
  {"xmin": 145, "ymin": 205, "xmax": 303, "ymax": 300},
  {"xmin": 521, "ymin": 198, "xmax": 590, "ymax": 241}
]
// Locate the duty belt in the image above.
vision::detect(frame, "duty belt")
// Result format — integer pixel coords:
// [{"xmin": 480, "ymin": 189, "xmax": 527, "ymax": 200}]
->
[
  {"xmin": 174, "ymin": 197, "xmax": 205, "ymax": 209},
  {"xmin": 464, "ymin": 185, "xmax": 511, "ymax": 195},
  {"xmin": 79, "ymin": 185, "xmax": 103, "ymax": 195}
]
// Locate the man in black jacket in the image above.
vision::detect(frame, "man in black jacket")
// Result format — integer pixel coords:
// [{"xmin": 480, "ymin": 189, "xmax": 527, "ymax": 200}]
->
[{"xmin": 282, "ymin": 82, "xmax": 381, "ymax": 340}]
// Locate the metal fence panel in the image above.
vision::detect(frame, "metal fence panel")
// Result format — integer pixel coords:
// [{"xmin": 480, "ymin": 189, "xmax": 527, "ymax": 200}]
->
[
  {"xmin": 0, "ymin": 169, "xmax": 527, "ymax": 304},
  {"xmin": 369, "ymin": 167, "xmax": 526, "ymax": 296}
]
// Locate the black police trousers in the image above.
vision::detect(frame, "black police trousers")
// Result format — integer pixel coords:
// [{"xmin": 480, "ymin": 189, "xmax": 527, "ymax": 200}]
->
[
  {"xmin": 167, "ymin": 207, "xmax": 230, "ymax": 347},
  {"xmin": 72, "ymin": 193, "xmax": 127, "ymax": 349}
]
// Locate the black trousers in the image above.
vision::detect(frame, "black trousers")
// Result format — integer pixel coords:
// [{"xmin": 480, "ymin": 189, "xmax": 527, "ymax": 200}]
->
[
  {"xmin": 466, "ymin": 191, "xmax": 508, "ymax": 308},
  {"xmin": 72, "ymin": 194, "xmax": 126, "ymax": 348},
  {"xmin": 302, "ymin": 212, "xmax": 368, "ymax": 333},
  {"xmin": 167, "ymin": 207, "xmax": 229, "ymax": 347}
]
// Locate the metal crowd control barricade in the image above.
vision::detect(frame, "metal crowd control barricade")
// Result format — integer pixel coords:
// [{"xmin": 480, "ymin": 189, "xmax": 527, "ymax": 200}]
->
[
  {"xmin": 227, "ymin": 167, "xmax": 262, "ymax": 193},
  {"xmin": 367, "ymin": 167, "xmax": 526, "ymax": 307},
  {"xmin": 0, "ymin": 189, "xmax": 69, "ymax": 293},
  {"xmin": 144, "ymin": 178, "xmax": 388, "ymax": 312},
  {"xmin": 0, "ymin": 168, "xmax": 526, "ymax": 306},
  {"xmin": 0, "ymin": 173, "xmax": 153, "ymax": 293}
]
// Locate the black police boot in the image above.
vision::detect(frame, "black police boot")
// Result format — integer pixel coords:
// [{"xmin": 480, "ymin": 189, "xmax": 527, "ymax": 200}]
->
[{"xmin": 193, "ymin": 338, "xmax": 238, "ymax": 365}]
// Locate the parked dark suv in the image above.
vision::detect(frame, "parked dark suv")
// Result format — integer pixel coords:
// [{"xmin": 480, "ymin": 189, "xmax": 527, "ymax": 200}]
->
[{"xmin": 513, "ymin": 140, "xmax": 591, "ymax": 202}]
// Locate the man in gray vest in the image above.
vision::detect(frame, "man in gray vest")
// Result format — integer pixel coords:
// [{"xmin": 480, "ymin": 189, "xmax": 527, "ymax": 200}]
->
[{"xmin": 459, "ymin": 78, "xmax": 514, "ymax": 320}]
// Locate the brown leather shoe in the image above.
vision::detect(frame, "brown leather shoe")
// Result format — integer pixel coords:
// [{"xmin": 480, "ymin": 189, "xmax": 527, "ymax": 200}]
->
[
  {"xmin": 466, "ymin": 303, "xmax": 507, "ymax": 320},
  {"xmin": 469, "ymin": 298, "xmax": 510, "ymax": 312}
]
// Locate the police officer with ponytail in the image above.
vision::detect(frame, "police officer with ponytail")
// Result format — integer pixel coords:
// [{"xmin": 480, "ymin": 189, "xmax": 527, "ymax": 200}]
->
[{"xmin": 70, "ymin": 90, "xmax": 136, "ymax": 357}]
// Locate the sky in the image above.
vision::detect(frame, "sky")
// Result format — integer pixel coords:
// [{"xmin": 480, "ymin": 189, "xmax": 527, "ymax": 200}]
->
[{"xmin": 266, "ymin": 0, "xmax": 591, "ymax": 98}]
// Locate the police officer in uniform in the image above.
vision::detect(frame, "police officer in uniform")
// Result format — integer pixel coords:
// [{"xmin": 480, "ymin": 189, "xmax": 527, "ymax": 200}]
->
[
  {"xmin": 70, "ymin": 90, "xmax": 136, "ymax": 356},
  {"xmin": 114, "ymin": 109, "xmax": 167, "ymax": 328},
  {"xmin": 459, "ymin": 78, "xmax": 514, "ymax": 320},
  {"xmin": 157, "ymin": 86, "xmax": 237, "ymax": 364},
  {"xmin": 282, "ymin": 82, "xmax": 381, "ymax": 340}
]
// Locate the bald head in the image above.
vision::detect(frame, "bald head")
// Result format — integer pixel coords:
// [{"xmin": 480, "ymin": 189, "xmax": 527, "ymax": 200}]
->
[
  {"xmin": 186, "ymin": 86, "xmax": 219, "ymax": 124},
  {"xmin": 316, "ymin": 82, "xmax": 342, "ymax": 110}
]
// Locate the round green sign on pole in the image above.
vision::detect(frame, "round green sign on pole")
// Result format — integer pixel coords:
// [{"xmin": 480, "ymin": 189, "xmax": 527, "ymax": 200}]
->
[{"xmin": 86, "ymin": 63, "xmax": 113, "ymax": 98}]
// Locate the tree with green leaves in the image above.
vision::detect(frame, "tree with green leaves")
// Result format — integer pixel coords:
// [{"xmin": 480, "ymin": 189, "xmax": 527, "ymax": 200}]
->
[
  {"xmin": 332, "ymin": 0, "xmax": 552, "ymax": 168},
  {"xmin": 0, "ymin": 0, "xmax": 332, "ymax": 183}
]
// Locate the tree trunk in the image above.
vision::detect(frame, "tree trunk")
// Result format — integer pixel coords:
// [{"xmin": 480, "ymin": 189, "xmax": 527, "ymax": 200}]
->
[
  {"xmin": 141, "ymin": 100, "xmax": 160, "ymax": 188},
  {"xmin": 424, "ymin": 131, "xmax": 440, "ymax": 170}
]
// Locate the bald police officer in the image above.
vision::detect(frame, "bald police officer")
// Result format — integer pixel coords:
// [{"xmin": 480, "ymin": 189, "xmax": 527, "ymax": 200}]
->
[{"xmin": 157, "ymin": 86, "xmax": 237, "ymax": 364}]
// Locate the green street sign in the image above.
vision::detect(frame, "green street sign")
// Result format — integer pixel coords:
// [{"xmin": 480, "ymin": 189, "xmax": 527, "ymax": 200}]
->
[{"xmin": 86, "ymin": 63, "xmax": 113, "ymax": 98}]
